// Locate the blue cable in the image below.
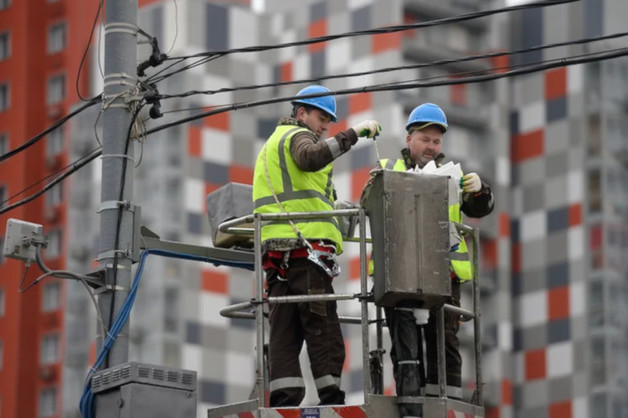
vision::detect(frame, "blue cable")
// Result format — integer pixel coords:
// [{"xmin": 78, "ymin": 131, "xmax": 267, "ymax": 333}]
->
[{"xmin": 79, "ymin": 248, "xmax": 253, "ymax": 417}]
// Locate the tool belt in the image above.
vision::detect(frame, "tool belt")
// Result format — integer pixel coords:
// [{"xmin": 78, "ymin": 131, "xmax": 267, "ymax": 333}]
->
[{"xmin": 263, "ymin": 240, "xmax": 340, "ymax": 279}]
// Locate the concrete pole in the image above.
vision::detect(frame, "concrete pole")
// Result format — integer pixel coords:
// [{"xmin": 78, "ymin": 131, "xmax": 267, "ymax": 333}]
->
[{"xmin": 96, "ymin": 0, "xmax": 138, "ymax": 367}]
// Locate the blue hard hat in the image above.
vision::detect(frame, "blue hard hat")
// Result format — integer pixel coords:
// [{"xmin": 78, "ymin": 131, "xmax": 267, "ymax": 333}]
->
[
  {"xmin": 405, "ymin": 103, "xmax": 448, "ymax": 132},
  {"xmin": 291, "ymin": 85, "xmax": 337, "ymax": 122}
]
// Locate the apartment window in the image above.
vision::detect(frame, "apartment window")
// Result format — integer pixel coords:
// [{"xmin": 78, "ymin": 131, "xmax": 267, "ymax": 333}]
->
[
  {"xmin": 0, "ymin": 236, "xmax": 4, "ymax": 265},
  {"xmin": 45, "ymin": 229, "xmax": 62, "ymax": 259},
  {"xmin": 38, "ymin": 387, "xmax": 57, "ymax": 417},
  {"xmin": 46, "ymin": 127, "xmax": 64, "ymax": 156},
  {"xmin": 42, "ymin": 282, "xmax": 61, "ymax": 312},
  {"xmin": 164, "ymin": 287, "xmax": 179, "ymax": 332},
  {"xmin": 0, "ymin": 133, "xmax": 8, "ymax": 155},
  {"xmin": 47, "ymin": 22, "xmax": 66, "ymax": 54},
  {"xmin": 45, "ymin": 183, "xmax": 63, "ymax": 208},
  {"xmin": 0, "ymin": 287, "xmax": 4, "ymax": 317},
  {"xmin": 40, "ymin": 334, "xmax": 60, "ymax": 365},
  {"xmin": 0, "ymin": 31, "xmax": 9, "ymax": 60},
  {"xmin": 0, "ymin": 82, "xmax": 9, "ymax": 111},
  {"xmin": 0, "ymin": 0, "xmax": 10, "ymax": 10},
  {"xmin": 47, "ymin": 74, "xmax": 65, "ymax": 105},
  {"xmin": 0, "ymin": 184, "xmax": 6, "ymax": 210}
]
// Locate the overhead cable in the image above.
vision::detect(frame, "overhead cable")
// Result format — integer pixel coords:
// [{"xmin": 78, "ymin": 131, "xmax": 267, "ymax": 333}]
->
[
  {"xmin": 0, "ymin": 148, "xmax": 102, "ymax": 215},
  {"xmin": 76, "ymin": 1, "xmax": 104, "ymax": 101},
  {"xmin": 146, "ymin": 46, "xmax": 628, "ymax": 136},
  {"xmin": 156, "ymin": 0, "xmax": 575, "ymax": 74},
  {"xmin": 156, "ymin": 30, "xmax": 628, "ymax": 101},
  {"xmin": 0, "ymin": 95, "xmax": 102, "ymax": 163},
  {"xmin": 149, "ymin": 0, "xmax": 576, "ymax": 83}
]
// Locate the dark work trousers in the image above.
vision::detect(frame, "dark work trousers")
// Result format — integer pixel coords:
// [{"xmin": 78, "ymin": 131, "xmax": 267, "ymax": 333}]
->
[
  {"xmin": 267, "ymin": 257, "xmax": 346, "ymax": 407},
  {"xmin": 385, "ymin": 279, "xmax": 462, "ymax": 415},
  {"xmin": 425, "ymin": 279, "xmax": 462, "ymax": 390},
  {"xmin": 384, "ymin": 306, "xmax": 424, "ymax": 417}
]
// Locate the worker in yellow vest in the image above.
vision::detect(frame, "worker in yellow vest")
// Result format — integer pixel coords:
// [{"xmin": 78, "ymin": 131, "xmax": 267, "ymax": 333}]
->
[
  {"xmin": 379, "ymin": 103, "xmax": 493, "ymax": 417},
  {"xmin": 252, "ymin": 85, "xmax": 381, "ymax": 407}
]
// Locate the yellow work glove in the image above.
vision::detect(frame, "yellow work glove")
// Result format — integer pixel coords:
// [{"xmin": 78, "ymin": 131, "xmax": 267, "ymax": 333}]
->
[
  {"xmin": 461, "ymin": 172, "xmax": 482, "ymax": 193},
  {"xmin": 352, "ymin": 120, "xmax": 382, "ymax": 138}
]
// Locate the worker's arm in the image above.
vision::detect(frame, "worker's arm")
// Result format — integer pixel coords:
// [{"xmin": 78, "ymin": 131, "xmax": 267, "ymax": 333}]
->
[
  {"xmin": 290, "ymin": 129, "xmax": 358, "ymax": 172},
  {"xmin": 461, "ymin": 182, "xmax": 494, "ymax": 218}
]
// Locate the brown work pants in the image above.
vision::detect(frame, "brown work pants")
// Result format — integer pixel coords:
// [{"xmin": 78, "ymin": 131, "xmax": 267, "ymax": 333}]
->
[{"xmin": 267, "ymin": 257, "xmax": 346, "ymax": 407}]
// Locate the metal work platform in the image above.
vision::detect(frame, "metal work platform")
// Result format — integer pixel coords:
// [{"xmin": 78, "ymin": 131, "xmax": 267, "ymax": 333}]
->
[{"xmin": 209, "ymin": 171, "xmax": 485, "ymax": 418}]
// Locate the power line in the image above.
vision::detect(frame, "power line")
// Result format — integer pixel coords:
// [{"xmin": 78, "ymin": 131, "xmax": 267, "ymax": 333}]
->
[
  {"xmin": 0, "ymin": 95, "xmax": 102, "ymax": 163},
  {"xmin": 156, "ymin": 30, "xmax": 628, "ymax": 102},
  {"xmin": 145, "ymin": 46, "xmax": 628, "ymax": 136},
  {"xmin": 76, "ymin": 1, "xmax": 103, "ymax": 101},
  {"xmin": 0, "ymin": 146, "xmax": 102, "ymax": 207},
  {"xmin": 0, "ymin": 148, "xmax": 102, "ymax": 215},
  {"xmin": 152, "ymin": 0, "xmax": 576, "ymax": 84}
]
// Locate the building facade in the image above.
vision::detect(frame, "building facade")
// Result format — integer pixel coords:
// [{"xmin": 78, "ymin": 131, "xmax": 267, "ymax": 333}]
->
[
  {"xmin": 2, "ymin": 0, "xmax": 628, "ymax": 417},
  {"xmin": 509, "ymin": 1, "xmax": 628, "ymax": 417},
  {"xmin": 0, "ymin": 1, "xmax": 99, "ymax": 417}
]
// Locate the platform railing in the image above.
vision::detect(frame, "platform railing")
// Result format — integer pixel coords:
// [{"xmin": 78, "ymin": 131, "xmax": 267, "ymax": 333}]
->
[{"xmin": 218, "ymin": 208, "xmax": 483, "ymax": 410}]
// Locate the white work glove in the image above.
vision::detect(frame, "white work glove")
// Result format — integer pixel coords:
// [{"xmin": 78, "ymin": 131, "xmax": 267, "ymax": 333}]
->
[
  {"xmin": 352, "ymin": 120, "xmax": 381, "ymax": 138},
  {"xmin": 461, "ymin": 172, "xmax": 482, "ymax": 193}
]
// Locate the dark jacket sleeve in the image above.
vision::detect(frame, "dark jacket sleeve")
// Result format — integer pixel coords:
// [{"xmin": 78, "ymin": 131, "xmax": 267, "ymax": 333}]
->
[
  {"xmin": 461, "ymin": 182, "xmax": 494, "ymax": 218},
  {"xmin": 290, "ymin": 128, "xmax": 358, "ymax": 172}
]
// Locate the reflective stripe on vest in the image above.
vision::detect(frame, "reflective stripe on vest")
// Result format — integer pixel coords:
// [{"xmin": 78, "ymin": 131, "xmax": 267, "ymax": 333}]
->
[
  {"xmin": 252, "ymin": 124, "xmax": 344, "ymax": 253},
  {"xmin": 371, "ymin": 159, "xmax": 472, "ymax": 281}
]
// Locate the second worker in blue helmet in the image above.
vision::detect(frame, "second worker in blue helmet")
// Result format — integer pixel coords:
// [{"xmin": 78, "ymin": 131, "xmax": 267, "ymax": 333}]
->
[
  {"xmin": 377, "ymin": 103, "xmax": 494, "ymax": 417},
  {"xmin": 252, "ymin": 85, "xmax": 381, "ymax": 407}
]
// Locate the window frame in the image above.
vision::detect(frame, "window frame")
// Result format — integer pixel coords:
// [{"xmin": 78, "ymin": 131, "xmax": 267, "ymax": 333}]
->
[
  {"xmin": 47, "ymin": 21, "xmax": 66, "ymax": 54},
  {"xmin": 46, "ymin": 74, "xmax": 65, "ymax": 105}
]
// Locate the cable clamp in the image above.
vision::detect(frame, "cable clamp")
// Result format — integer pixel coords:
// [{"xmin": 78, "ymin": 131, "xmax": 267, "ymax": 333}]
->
[
  {"xmin": 96, "ymin": 249, "xmax": 131, "ymax": 261},
  {"xmin": 93, "ymin": 284, "xmax": 131, "ymax": 295},
  {"xmin": 99, "ymin": 154, "xmax": 136, "ymax": 163},
  {"xmin": 104, "ymin": 22, "xmax": 138, "ymax": 36},
  {"xmin": 97, "ymin": 200, "xmax": 133, "ymax": 213}
]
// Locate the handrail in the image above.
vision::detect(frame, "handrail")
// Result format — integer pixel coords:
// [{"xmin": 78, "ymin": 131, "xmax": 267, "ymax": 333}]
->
[{"xmin": 218, "ymin": 208, "xmax": 483, "ymax": 409}]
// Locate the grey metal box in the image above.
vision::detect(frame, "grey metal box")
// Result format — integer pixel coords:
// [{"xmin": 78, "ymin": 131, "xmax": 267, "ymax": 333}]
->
[
  {"xmin": 362, "ymin": 170, "xmax": 451, "ymax": 308},
  {"xmin": 92, "ymin": 362, "xmax": 197, "ymax": 418},
  {"xmin": 206, "ymin": 182, "xmax": 254, "ymax": 248}
]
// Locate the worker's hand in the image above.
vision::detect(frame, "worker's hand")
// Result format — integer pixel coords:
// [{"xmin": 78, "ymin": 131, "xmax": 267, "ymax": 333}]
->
[
  {"xmin": 461, "ymin": 172, "xmax": 482, "ymax": 193},
  {"xmin": 352, "ymin": 120, "xmax": 381, "ymax": 138}
]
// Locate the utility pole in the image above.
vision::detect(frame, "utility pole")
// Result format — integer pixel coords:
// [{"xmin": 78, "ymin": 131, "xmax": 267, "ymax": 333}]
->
[{"xmin": 96, "ymin": 0, "xmax": 138, "ymax": 367}]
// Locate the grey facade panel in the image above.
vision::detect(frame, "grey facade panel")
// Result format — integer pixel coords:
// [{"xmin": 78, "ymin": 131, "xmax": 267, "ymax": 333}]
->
[
  {"xmin": 547, "ymin": 318, "xmax": 570, "ymax": 344},
  {"xmin": 310, "ymin": 1, "xmax": 327, "ymax": 22},
  {"xmin": 206, "ymin": 4, "xmax": 228, "ymax": 51}
]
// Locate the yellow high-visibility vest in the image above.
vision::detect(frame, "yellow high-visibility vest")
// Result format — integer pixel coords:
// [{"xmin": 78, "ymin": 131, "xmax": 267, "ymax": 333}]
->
[
  {"xmin": 252, "ymin": 124, "xmax": 343, "ymax": 253},
  {"xmin": 371, "ymin": 158, "xmax": 472, "ymax": 281}
]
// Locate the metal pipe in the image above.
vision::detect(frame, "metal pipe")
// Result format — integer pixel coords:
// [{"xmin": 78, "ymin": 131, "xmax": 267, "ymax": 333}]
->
[
  {"xmin": 376, "ymin": 306, "xmax": 384, "ymax": 393},
  {"xmin": 472, "ymin": 227, "xmax": 483, "ymax": 406},
  {"xmin": 220, "ymin": 309, "xmax": 374, "ymax": 325},
  {"xmin": 436, "ymin": 306, "xmax": 447, "ymax": 398},
  {"xmin": 253, "ymin": 214, "xmax": 266, "ymax": 408},
  {"xmin": 219, "ymin": 208, "xmax": 362, "ymax": 234},
  {"xmin": 268, "ymin": 293, "xmax": 356, "ymax": 304},
  {"xmin": 359, "ymin": 208, "xmax": 371, "ymax": 402},
  {"xmin": 443, "ymin": 303, "xmax": 475, "ymax": 321}
]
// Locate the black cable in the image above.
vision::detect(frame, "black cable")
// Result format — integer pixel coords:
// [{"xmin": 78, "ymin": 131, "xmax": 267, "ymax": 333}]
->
[
  {"xmin": 0, "ymin": 95, "xmax": 102, "ymax": 163},
  {"xmin": 156, "ymin": 30, "xmax": 628, "ymax": 102},
  {"xmin": 76, "ymin": 0, "xmax": 103, "ymax": 101},
  {"xmin": 162, "ymin": 0, "xmax": 577, "ymax": 62},
  {"xmin": 0, "ymin": 148, "xmax": 102, "ymax": 215},
  {"xmin": 145, "ymin": 53, "xmax": 225, "ymax": 84},
  {"xmin": 145, "ymin": 46, "xmax": 628, "ymax": 136},
  {"xmin": 0, "ymin": 146, "xmax": 102, "ymax": 207},
  {"xmin": 105, "ymin": 103, "xmax": 143, "ymax": 368}
]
